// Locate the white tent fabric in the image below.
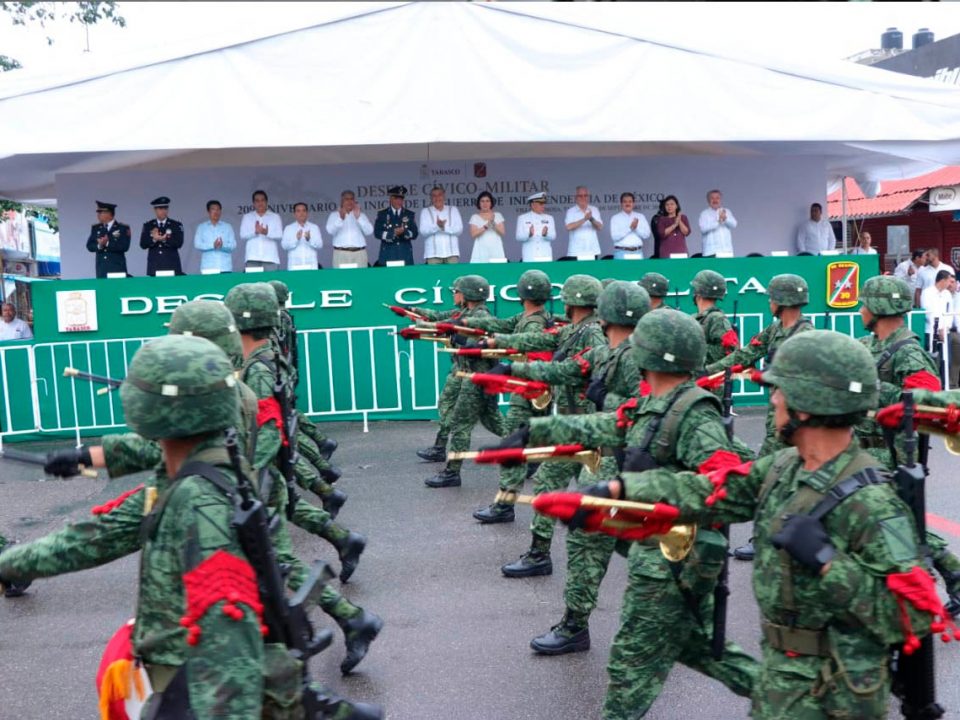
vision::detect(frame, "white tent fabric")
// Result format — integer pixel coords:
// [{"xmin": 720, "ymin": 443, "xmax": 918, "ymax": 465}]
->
[{"xmin": 2, "ymin": 1, "xmax": 960, "ymax": 199}]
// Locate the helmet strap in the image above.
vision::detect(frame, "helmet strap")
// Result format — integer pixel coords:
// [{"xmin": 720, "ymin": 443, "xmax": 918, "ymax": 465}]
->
[{"xmin": 778, "ymin": 408, "xmax": 806, "ymax": 445}]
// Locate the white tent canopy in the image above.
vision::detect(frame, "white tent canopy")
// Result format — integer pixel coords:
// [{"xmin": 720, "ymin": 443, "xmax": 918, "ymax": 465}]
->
[{"xmin": 3, "ymin": 1, "xmax": 960, "ymax": 200}]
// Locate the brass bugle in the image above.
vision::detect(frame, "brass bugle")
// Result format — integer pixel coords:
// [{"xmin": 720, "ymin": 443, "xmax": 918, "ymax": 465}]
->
[
  {"xmin": 866, "ymin": 406, "xmax": 960, "ymax": 455},
  {"xmin": 439, "ymin": 348, "xmax": 526, "ymax": 361},
  {"xmin": 389, "ymin": 332, "xmax": 451, "ymax": 346},
  {"xmin": 382, "ymin": 302, "xmax": 426, "ymax": 321},
  {"xmin": 495, "ymin": 491, "xmax": 697, "ymax": 561},
  {"xmin": 454, "ymin": 370, "xmax": 552, "ymax": 410},
  {"xmin": 449, "ymin": 446, "xmax": 601, "ymax": 474}
]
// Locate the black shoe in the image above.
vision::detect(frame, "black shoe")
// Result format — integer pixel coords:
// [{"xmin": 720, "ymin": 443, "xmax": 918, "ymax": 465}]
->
[
  {"xmin": 502, "ymin": 551, "xmax": 552, "ymax": 578},
  {"xmin": 2, "ymin": 579, "xmax": 31, "ymax": 598},
  {"xmin": 733, "ymin": 540, "xmax": 755, "ymax": 561},
  {"xmin": 425, "ymin": 468, "xmax": 461, "ymax": 488},
  {"xmin": 473, "ymin": 502, "xmax": 515, "ymax": 524},
  {"xmin": 416, "ymin": 445, "xmax": 447, "ymax": 463},
  {"xmin": 322, "ymin": 489, "xmax": 347, "ymax": 519},
  {"xmin": 318, "ymin": 438, "xmax": 338, "ymax": 460},
  {"xmin": 311, "ymin": 691, "xmax": 384, "ymax": 720},
  {"xmin": 338, "ymin": 609, "xmax": 384, "ymax": 675},
  {"xmin": 319, "ymin": 465, "xmax": 342, "ymax": 484},
  {"xmin": 336, "ymin": 532, "xmax": 366, "ymax": 583},
  {"xmin": 530, "ymin": 617, "xmax": 590, "ymax": 655},
  {"xmin": 942, "ymin": 571, "xmax": 960, "ymax": 618}
]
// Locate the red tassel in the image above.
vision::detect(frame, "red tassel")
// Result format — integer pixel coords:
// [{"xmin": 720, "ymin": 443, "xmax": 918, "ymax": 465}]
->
[
  {"xmin": 700, "ymin": 458, "xmax": 753, "ymax": 507},
  {"xmin": 887, "ymin": 567, "xmax": 960, "ymax": 653},
  {"xmin": 92, "ymin": 485, "xmax": 144, "ymax": 516},
  {"xmin": 570, "ymin": 347, "xmax": 592, "ymax": 376},
  {"xmin": 750, "ymin": 335, "xmax": 763, "ymax": 347},
  {"xmin": 721, "ymin": 328, "xmax": 739, "ymax": 350},
  {"xmin": 903, "ymin": 371, "xmax": 942, "ymax": 392},
  {"xmin": 616, "ymin": 397, "xmax": 639, "ymax": 428},
  {"xmin": 256, "ymin": 397, "xmax": 287, "ymax": 446},
  {"xmin": 526, "ymin": 351, "xmax": 554, "ymax": 362},
  {"xmin": 639, "ymin": 380, "xmax": 651, "ymax": 397},
  {"xmin": 180, "ymin": 550, "xmax": 265, "ymax": 648}
]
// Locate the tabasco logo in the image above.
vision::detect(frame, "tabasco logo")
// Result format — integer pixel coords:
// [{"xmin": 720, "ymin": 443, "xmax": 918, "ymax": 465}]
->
[{"xmin": 826, "ymin": 261, "xmax": 859, "ymax": 309}]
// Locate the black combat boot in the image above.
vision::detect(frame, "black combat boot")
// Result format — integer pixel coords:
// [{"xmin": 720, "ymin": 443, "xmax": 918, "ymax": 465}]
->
[
  {"xmin": 936, "ymin": 567, "xmax": 960, "ymax": 618},
  {"xmin": 310, "ymin": 689, "xmax": 383, "ymax": 720},
  {"xmin": 473, "ymin": 501, "xmax": 515, "ymax": 524},
  {"xmin": 416, "ymin": 445, "xmax": 447, "ymax": 463},
  {"xmin": 333, "ymin": 532, "xmax": 366, "ymax": 583},
  {"xmin": 318, "ymin": 438, "xmax": 338, "ymax": 460},
  {"xmin": 319, "ymin": 465, "xmax": 342, "ymax": 484},
  {"xmin": 530, "ymin": 609, "xmax": 591, "ymax": 655},
  {"xmin": 733, "ymin": 539, "xmax": 755, "ymax": 561},
  {"xmin": 502, "ymin": 534, "xmax": 552, "ymax": 577},
  {"xmin": 337, "ymin": 609, "xmax": 384, "ymax": 675},
  {"xmin": 322, "ymin": 489, "xmax": 347, "ymax": 519},
  {"xmin": 425, "ymin": 467, "xmax": 461, "ymax": 488}
]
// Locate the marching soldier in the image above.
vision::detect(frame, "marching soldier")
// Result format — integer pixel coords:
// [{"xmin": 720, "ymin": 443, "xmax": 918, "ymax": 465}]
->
[
  {"xmin": 468, "ymin": 269, "xmax": 554, "ymax": 522},
  {"xmin": 706, "ymin": 273, "xmax": 814, "ymax": 561},
  {"xmin": 483, "ymin": 275, "xmax": 606, "ymax": 577},
  {"xmin": 638, "ymin": 271, "xmax": 670, "ymax": 310},
  {"xmin": 496, "ymin": 308, "xmax": 758, "ymax": 717},
  {"xmin": 856, "ymin": 275, "xmax": 960, "ymax": 617},
  {"xmin": 610, "ymin": 331, "xmax": 952, "ymax": 719},
  {"xmin": 85, "ymin": 200, "xmax": 131, "ymax": 278},
  {"xmin": 425, "ymin": 274, "xmax": 504, "ymax": 488},
  {"xmin": 690, "ymin": 269, "xmax": 738, "ymax": 373},
  {"xmin": 139, "ymin": 196, "xmax": 185, "ymax": 276},
  {"xmin": 374, "ymin": 185, "xmax": 418, "ymax": 266}
]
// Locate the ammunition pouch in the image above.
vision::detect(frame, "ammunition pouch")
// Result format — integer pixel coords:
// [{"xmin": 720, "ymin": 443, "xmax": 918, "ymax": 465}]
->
[{"xmin": 761, "ymin": 621, "xmax": 830, "ymax": 657}]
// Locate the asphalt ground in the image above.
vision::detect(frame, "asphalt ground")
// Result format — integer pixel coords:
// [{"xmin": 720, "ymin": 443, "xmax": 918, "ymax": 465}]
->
[{"xmin": 1, "ymin": 409, "xmax": 958, "ymax": 719}]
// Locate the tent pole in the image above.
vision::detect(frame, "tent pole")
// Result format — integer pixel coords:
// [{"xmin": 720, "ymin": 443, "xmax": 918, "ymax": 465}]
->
[{"xmin": 841, "ymin": 176, "xmax": 849, "ymax": 253}]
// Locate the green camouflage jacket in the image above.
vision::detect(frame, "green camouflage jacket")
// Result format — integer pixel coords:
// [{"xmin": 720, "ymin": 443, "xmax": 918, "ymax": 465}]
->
[
  {"xmin": 451, "ymin": 304, "xmax": 496, "ymax": 374},
  {"xmin": 695, "ymin": 306, "xmax": 734, "ymax": 367},
  {"xmin": 706, "ymin": 316, "xmax": 814, "ymax": 375}
]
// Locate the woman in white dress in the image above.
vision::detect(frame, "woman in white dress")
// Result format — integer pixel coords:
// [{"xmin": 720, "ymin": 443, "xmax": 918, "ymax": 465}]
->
[{"xmin": 468, "ymin": 191, "xmax": 506, "ymax": 263}]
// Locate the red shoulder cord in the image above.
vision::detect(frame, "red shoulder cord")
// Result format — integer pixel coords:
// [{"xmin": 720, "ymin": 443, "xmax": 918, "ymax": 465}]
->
[
  {"xmin": 180, "ymin": 549, "xmax": 267, "ymax": 647},
  {"xmin": 92, "ymin": 485, "xmax": 144, "ymax": 515},
  {"xmin": 616, "ymin": 397, "xmax": 638, "ymax": 429},
  {"xmin": 256, "ymin": 397, "xmax": 288, "ymax": 446},
  {"xmin": 887, "ymin": 566, "xmax": 960, "ymax": 654},
  {"xmin": 750, "ymin": 334, "xmax": 763, "ymax": 347},
  {"xmin": 696, "ymin": 452, "xmax": 753, "ymax": 507},
  {"xmin": 526, "ymin": 351, "xmax": 554, "ymax": 362},
  {"xmin": 639, "ymin": 380, "xmax": 651, "ymax": 397},
  {"xmin": 570, "ymin": 347, "xmax": 592, "ymax": 377},
  {"xmin": 902, "ymin": 370, "xmax": 942, "ymax": 392},
  {"xmin": 721, "ymin": 328, "xmax": 739, "ymax": 351}
]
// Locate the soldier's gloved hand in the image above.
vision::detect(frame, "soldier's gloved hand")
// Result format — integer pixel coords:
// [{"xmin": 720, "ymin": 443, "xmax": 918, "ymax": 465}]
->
[
  {"xmin": 486, "ymin": 362, "xmax": 512, "ymax": 377},
  {"xmin": 770, "ymin": 515, "xmax": 835, "ymax": 574},
  {"xmin": 449, "ymin": 333, "xmax": 477, "ymax": 348},
  {"xmin": 567, "ymin": 482, "xmax": 612, "ymax": 532},
  {"xmin": 621, "ymin": 446, "xmax": 659, "ymax": 473},
  {"xmin": 44, "ymin": 447, "xmax": 93, "ymax": 478},
  {"xmin": 585, "ymin": 377, "xmax": 607, "ymax": 410},
  {"xmin": 480, "ymin": 426, "xmax": 530, "ymax": 467}
]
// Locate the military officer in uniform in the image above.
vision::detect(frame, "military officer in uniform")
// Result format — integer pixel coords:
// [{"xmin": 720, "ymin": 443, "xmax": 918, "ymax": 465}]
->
[
  {"xmin": 139, "ymin": 196, "xmax": 185, "ymax": 276},
  {"xmin": 374, "ymin": 185, "xmax": 418, "ymax": 266},
  {"xmin": 85, "ymin": 200, "xmax": 131, "ymax": 278}
]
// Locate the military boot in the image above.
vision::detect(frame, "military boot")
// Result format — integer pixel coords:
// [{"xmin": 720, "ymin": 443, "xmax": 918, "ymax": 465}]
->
[
  {"xmin": 318, "ymin": 438, "xmax": 338, "ymax": 460},
  {"xmin": 416, "ymin": 445, "xmax": 447, "ymax": 463},
  {"xmin": 502, "ymin": 534, "xmax": 552, "ymax": 578},
  {"xmin": 2, "ymin": 578, "xmax": 31, "ymax": 598},
  {"xmin": 473, "ymin": 501, "xmax": 515, "ymax": 524},
  {"xmin": 337, "ymin": 609, "xmax": 384, "ymax": 675},
  {"xmin": 319, "ymin": 465, "xmax": 342, "ymax": 484},
  {"xmin": 309, "ymin": 689, "xmax": 383, "ymax": 720},
  {"xmin": 530, "ymin": 610, "xmax": 590, "ymax": 655},
  {"xmin": 733, "ymin": 539, "xmax": 755, "ymax": 561},
  {"xmin": 936, "ymin": 567, "xmax": 960, "ymax": 618},
  {"xmin": 425, "ymin": 467, "xmax": 461, "ymax": 488},
  {"xmin": 333, "ymin": 532, "xmax": 366, "ymax": 583},
  {"xmin": 322, "ymin": 489, "xmax": 347, "ymax": 519}
]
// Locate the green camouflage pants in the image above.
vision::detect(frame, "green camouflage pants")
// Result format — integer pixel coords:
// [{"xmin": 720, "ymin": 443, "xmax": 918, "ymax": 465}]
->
[
  {"xmin": 530, "ymin": 459, "xmax": 582, "ymax": 543},
  {"xmin": 296, "ymin": 436, "xmax": 334, "ymax": 496},
  {"xmin": 297, "ymin": 411, "xmax": 328, "ymax": 445},
  {"xmin": 434, "ymin": 374, "xmax": 462, "ymax": 446},
  {"xmin": 499, "ymin": 400, "xmax": 548, "ymax": 492},
  {"xmin": 603, "ymin": 547, "xmax": 758, "ymax": 719},
  {"xmin": 751, "ymin": 642, "xmax": 889, "ymax": 719},
  {"xmin": 564, "ymin": 457, "xmax": 619, "ymax": 617},
  {"xmin": 447, "ymin": 384, "xmax": 505, "ymax": 471}
]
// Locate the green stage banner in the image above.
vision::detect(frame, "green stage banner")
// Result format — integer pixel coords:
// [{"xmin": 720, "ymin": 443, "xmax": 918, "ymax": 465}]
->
[{"xmin": 2, "ymin": 256, "xmax": 881, "ymax": 439}]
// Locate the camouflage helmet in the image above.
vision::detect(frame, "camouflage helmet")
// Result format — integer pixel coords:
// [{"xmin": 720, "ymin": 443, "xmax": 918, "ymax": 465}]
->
[
  {"xmin": 458, "ymin": 274, "xmax": 490, "ymax": 302},
  {"xmin": 598, "ymin": 281, "xmax": 651, "ymax": 326},
  {"xmin": 168, "ymin": 300, "xmax": 243, "ymax": 369},
  {"xmin": 121, "ymin": 335, "xmax": 239, "ymax": 440},
  {"xmin": 600, "ymin": 278, "xmax": 617, "ymax": 289},
  {"xmin": 690, "ymin": 270, "xmax": 727, "ymax": 300},
  {"xmin": 860, "ymin": 276, "xmax": 912, "ymax": 317},
  {"xmin": 560, "ymin": 274, "xmax": 602, "ymax": 307},
  {"xmin": 639, "ymin": 272, "xmax": 669, "ymax": 298},
  {"xmin": 767, "ymin": 274, "xmax": 809, "ymax": 307},
  {"xmin": 448, "ymin": 276, "xmax": 466, "ymax": 293},
  {"xmin": 224, "ymin": 283, "xmax": 280, "ymax": 331},
  {"xmin": 268, "ymin": 280, "xmax": 290, "ymax": 304},
  {"xmin": 630, "ymin": 308, "xmax": 705, "ymax": 373},
  {"xmin": 516, "ymin": 269, "xmax": 552, "ymax": 302},
  {"xmin": 761, "ymin": 330, "xmax": 878, "ymax": 415}
]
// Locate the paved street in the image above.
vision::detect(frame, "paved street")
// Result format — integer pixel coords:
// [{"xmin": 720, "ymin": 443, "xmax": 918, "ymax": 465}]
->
[{"xmin": 1, "ymin": 410, "xmax": 958, "ymax": 719}]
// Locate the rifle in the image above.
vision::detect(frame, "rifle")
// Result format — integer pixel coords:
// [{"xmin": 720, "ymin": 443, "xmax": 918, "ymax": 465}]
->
[
  {"xmin": 891, "ymin": 392, "xmax": 944, "ymax": 720},
  {"xmin": 63, "ymin": 367, "xmax": 122, "ymax": 395},
  {"xmin": 711, "ymin": 368, "xmax": 735, "ymax": 661},
  {"xmin": 0, "ymin": 446, "xmax": 98, "ymax": 478},
  {"xmin": 223, "ymin": 430, "xmax": 347, "ymax": 718},
  {"xmin": 273, "ymin": 358, "xmax": 301, "ymax": 521}
]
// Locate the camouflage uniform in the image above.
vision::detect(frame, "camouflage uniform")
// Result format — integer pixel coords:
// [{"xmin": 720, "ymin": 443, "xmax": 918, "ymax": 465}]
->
[
  {"xmin": 528, "ymin": 309, "xmax": 758, "ymax": 717},
  {"xmin": 496, "ymin": 275, "xmax": 606, "ymax": 576},
  {"xmin": 624, "ymin": 331, "xmax": 937, "ymax": 719},
  {"xmin": 638, "ymin": 272, "xmax": 670, "ymax": 309},
  {"xmin": 855, "ymin": 276, "xmax": 960, "ymax": 614},
  {"xmin": 706, "ymin": 274, "xmax": 814, "ymax": 457},
  {"xmin": 691, "ymin": 270, "xmax": 736, "ymax": 373}
]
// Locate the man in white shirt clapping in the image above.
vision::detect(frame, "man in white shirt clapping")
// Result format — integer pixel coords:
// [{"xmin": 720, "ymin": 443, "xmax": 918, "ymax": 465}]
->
[
  {"xmin": 239, "ymin": 189, "xmax": 283, "ymax": 271},
  {"xmin": 564, "ymin": 186, "xmax": 603, "ymax": 259},
  {"xmin": 795, "ymin": 202, "xmax": 836, "ymax": 255},
  {"xmin": 516, "ymin": 192, "xmax": 557, "ymax": 262},
  {"xmin": 281, "ymin": 202, "xmax": 323, "ymax": 270},
  {"xmin": 326, "ymin": 190, "xmax": 374, "ymax": 269},
  {"xmin": 699, "ymin": 189, "xmax": 738, "ymax": 256},
  {"xmin": 609, "ymin": 192, "xmax": 651, "ymax": 259},
  {"xmin": 420, "ymin": 187, "xmax": 463, "ymax": 264}
]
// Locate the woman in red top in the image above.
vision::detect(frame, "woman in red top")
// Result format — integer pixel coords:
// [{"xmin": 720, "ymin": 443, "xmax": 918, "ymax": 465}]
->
[{"xmin": 654, "ymin": 195, "xmax": 690, "ymax": 257}]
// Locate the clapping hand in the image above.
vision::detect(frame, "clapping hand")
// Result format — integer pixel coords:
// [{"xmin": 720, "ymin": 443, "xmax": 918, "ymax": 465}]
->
[{"xmin": 541, "ymin": 225, "xmax": 548, "ymax": 237}]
